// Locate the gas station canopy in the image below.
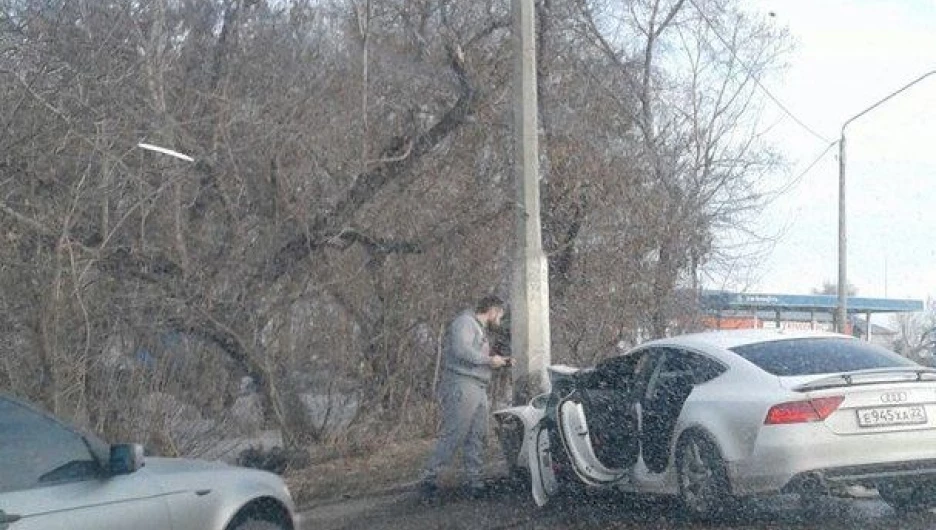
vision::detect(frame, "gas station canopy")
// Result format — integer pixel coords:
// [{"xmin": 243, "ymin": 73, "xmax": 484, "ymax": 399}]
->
[
  {"xmin": 701, "ymin": 291, "xmax": 923, "ymax": 314},
  {"xmin": 699, "ymin": 291, "xmax": 924, "ymax": 339}
]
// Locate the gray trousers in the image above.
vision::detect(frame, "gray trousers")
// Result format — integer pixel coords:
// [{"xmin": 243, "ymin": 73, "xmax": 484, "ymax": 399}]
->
[{"xmin": 423, "ymin": 374, "xmax": 489, "ymax": 486}]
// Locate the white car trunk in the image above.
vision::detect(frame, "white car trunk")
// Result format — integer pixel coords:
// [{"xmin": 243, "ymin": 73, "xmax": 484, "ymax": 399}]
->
[
  {"xmin": 813, "ymin": 383, "xmax": 936, "ymax": 435},
  {"xmin": 779, "ymin": 369, "xmax": 936, "ymax": 435}
]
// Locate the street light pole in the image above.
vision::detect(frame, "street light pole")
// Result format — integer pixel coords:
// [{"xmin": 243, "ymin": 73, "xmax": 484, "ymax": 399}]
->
[
  {"xmin": 836, "ymin": 69, "xmax": 936, "ymax": 333},
  {"xmin": 836, "ymin": 132, "xmax": 847, "ymax": 332}
]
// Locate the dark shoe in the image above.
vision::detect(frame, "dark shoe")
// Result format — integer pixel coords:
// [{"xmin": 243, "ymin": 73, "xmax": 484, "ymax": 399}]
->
[
  {"xmin": 417, "ymin": 480, "xmax": 440, "ymax": 504},
  {"xmin": 467, "ymin": 482, "xmax": 490, "ymax": 500}
]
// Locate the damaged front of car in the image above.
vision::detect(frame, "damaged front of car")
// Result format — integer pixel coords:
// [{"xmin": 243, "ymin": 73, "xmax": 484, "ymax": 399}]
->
[{"xmin": 492, "ymin": 365, "xmax": 581, "ymax": 505}]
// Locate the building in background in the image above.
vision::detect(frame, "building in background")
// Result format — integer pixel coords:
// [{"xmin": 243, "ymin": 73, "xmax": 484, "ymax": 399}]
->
[{"xmin": 700, "ymin": 291, "xmax": 923, "ymax": 346}]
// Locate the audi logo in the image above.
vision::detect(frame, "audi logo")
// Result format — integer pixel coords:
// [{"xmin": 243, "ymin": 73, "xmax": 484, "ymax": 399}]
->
[{"xmin": 880, "ymin": 392, "xmax": 908, "ymax": 404}]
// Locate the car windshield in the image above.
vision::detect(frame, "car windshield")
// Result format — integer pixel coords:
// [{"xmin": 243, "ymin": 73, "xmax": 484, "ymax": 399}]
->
[{"xmin": 730, "ymin": 338, "xmax": 919, "ymax": 376}]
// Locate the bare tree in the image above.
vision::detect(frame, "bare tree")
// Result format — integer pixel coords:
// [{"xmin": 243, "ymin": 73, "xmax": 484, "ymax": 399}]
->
[
  {"xmin": 0, "ymin": 0, "xmax": 793, "ymax": 454},
  {"xmin": 892, "ymin": 299, "xmax": 936, "ymax": 362},
  {"xmin": 546, "ymin": 0, "xmax": 788, "ymax": 344}
]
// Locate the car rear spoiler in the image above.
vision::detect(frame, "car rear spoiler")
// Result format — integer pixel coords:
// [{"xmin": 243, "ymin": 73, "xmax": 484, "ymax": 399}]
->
[{"xmin": 794, "ymin": 367, "xmax": 936, "ymax": 391}]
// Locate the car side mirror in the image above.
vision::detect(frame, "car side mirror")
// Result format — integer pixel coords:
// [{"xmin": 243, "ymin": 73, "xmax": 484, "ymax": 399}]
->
[{"xmin": 109, "ymin": 443, "xmax": 145, "ymax": 475}]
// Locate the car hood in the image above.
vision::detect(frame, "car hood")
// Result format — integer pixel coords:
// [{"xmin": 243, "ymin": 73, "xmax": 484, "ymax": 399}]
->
[
  {"xmin": 142, "ymin": 457, "xmax": 230, "ymax": 475},
  {"xmin": 140, "ymin": 457, "xmax": 236, "ymax": 491},
  {"xmin": 140, "ymin": 456, "xmax": 284, "ymax": 494}
]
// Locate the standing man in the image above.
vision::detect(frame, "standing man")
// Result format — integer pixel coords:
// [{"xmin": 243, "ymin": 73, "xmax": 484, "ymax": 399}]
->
[{"xmin": 420, "ymin": 295, "xmax": 509, "ymax": 500}]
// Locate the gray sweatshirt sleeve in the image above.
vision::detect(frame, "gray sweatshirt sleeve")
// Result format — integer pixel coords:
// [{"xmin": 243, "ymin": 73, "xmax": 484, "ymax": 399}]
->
[{"xmin": 449, "ymin": 315, "xmax": 492, "ymax": 366}]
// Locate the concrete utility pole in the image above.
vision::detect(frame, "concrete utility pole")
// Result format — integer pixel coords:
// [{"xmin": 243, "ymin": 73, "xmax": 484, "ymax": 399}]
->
[{"xmin": 510, "ymin": 0, "xmax": 551, "ymax": 403}]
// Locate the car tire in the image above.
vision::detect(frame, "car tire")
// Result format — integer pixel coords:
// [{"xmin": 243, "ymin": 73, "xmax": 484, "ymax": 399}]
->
[
  {"xmin": 229, "ymin": 517, "xmax": 286, "ymax": 530},
  {"xmin": 878, "ymin": 482, "xmax": 936, "ymax": 512},
  {"xmin": 675, "ymin": 432, "xmax": 735, "ymax": 520}
]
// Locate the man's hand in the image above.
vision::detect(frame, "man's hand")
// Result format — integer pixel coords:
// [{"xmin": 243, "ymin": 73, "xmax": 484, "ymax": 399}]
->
[{"xmin": 490, "ymin": 355, "xmax": 509, "ymax": 368}]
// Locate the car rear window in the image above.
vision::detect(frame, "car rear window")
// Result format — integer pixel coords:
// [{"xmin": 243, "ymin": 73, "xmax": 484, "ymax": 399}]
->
[{"xmin": 729, "ymin": 337, "xmax": 917, "ymax": 376}]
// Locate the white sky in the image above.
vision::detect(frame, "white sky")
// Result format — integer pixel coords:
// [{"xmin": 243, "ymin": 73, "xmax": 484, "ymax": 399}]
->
[{"xmin": 737, "ymin": 0, "xmax": 936, "ymax": 302}]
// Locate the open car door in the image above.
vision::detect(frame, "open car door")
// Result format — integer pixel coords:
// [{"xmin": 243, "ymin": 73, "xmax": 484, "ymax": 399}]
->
[
  {"xmin": 529, "ymin": 352, "xmax": 662, "ymax": 504},
  {"xmin": 528, "ymin": 367, "xmax": 578, "ymax": 507},
  {"xmin": 528, "ymin": 419, "xmax": 560, "ymax": 507},
  {"xmin": 556, "ymin": 352, "xmax": 655, "ymax": 486}
]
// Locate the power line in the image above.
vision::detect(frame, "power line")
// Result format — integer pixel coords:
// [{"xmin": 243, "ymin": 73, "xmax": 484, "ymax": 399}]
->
[
  {"xmin": 766, "ymin": 139, "xmax": 838, "ymax": 200},
  {"xmin": 686, "ymin": 0, "xmax": 831, "ymax": 145}
]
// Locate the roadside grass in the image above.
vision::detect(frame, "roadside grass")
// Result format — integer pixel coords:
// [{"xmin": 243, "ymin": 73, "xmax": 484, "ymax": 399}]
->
[
  {"xmin": 286, "ymin": 434, "xmax": 509, "ymax": 507},
  {"xmin": 286, "ymin": 437, "xmax": 432, "ymax": 506},
  {"xmin": 285, "ymin": 395, "xmax": 516, "ymax": 507}
]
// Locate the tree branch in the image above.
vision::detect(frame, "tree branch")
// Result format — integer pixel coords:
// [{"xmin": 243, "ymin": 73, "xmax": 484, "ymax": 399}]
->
[{"xmin": 265, "ymin": 43, "xmax": 478, "ymax": 280}]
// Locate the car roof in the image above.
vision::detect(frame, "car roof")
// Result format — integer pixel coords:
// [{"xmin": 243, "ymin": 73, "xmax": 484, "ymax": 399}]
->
[{"xmin": 641, "ymin": 328, "xmax": 854, "ymax": 354}]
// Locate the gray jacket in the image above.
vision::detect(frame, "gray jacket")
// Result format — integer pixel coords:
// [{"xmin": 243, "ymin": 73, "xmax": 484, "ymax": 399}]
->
[{"xmin": 442, "ymin": 310, "xmax": 493, "ymax": 384}]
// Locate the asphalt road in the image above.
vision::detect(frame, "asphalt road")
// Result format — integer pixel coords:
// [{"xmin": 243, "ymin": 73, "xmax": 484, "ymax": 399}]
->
[{"xmin": 298, "ymin": 479, "xmax": 936, "ymax": 530}]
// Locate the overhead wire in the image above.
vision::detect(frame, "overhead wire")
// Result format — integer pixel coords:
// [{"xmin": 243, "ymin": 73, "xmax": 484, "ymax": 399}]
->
[
  {"xmin": 766, "ymin": 140, "xmax": 838, "ymax": 200},
  {"xmin": 685, "ymin": 0, "xmax": 839, "ymax": 202},
  {"xmin": 685, "ymin": 0, "xmax": 832, "ymax": 145}
]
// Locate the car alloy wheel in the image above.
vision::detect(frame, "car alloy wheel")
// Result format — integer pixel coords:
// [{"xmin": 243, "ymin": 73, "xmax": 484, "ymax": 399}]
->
[{"xmin": 676, "ymin": 432, "xmax": 732, "ymax": 519}]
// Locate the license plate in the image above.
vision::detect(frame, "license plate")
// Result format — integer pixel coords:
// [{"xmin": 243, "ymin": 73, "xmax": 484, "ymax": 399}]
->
[{"xmin": 856, "ymin": 405, "xmax": 927, "ymax": 427}]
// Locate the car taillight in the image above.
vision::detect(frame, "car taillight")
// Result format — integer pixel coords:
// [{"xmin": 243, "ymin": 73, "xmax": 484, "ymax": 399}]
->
[{"xmin": 764, "ymin": 396, "xmax": 844, "ymax": 425}]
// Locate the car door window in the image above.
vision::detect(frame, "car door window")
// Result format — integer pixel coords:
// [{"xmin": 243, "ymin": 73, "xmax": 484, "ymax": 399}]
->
[
  {"xmin": 592, "ymin": 353, "xmax": 641, "ymax": 390},
  {"xmin": 680, "ymin": 350, "xmax": 727, "ymax": 384},
  {"xmin": 0, "ymin": 398, "xmax": 102, "ymax": 493},
  {"xmin": 638, "ymin": 348, "xmax": 670, "ymax": 397},
  {"xmin": 648, "ymin": 349, "xmax": 725, "ymax": 397}
]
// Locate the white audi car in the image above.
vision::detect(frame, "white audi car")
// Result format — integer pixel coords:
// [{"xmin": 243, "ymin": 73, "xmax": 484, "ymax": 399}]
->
[
  {"xmin": 0, "ymin": 394, "xmax": 295, "ymax": 530},
  {"xmin": 494, "ymin": 328, "xmax": 936, "ymax": 519}
]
